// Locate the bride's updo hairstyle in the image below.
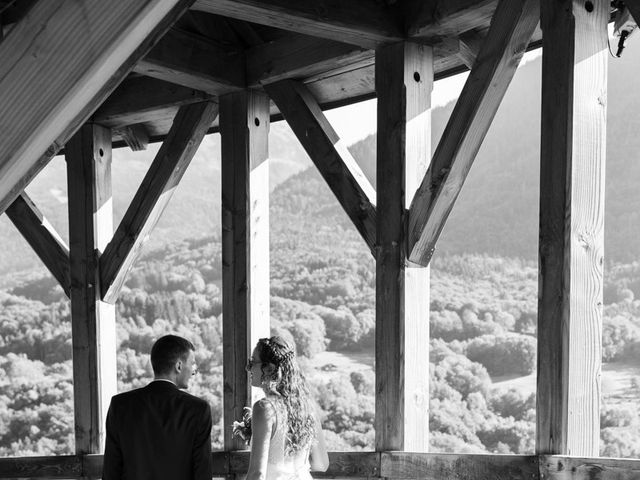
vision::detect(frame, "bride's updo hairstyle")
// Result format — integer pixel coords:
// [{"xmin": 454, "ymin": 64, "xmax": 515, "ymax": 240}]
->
[{"xmin": 256, "ymin": 336, "xmax": 316, "ymax": 455}]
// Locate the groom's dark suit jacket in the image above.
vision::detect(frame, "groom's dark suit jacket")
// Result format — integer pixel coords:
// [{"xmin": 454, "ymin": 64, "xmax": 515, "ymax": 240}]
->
[{"xmin": 102, "ymin": 380, "xmax": 213, "ymax": 480}]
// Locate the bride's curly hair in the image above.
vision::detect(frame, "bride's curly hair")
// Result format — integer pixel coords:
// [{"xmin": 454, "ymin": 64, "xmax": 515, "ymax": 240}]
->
[{"xmin": 257, "ymin": 336, "xmax": 316, "ymax": 455}]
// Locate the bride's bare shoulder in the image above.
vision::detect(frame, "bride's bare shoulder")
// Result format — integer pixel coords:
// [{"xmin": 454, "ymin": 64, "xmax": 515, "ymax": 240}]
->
[{"xmin": 252, "ymin": 397, "xmax": 278, "ymax": 422}]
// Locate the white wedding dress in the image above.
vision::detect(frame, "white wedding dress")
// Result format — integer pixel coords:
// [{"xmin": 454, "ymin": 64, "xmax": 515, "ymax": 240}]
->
[{"xmin": 264, "ymin": 396, "xmax": 313, "ymax": 480}]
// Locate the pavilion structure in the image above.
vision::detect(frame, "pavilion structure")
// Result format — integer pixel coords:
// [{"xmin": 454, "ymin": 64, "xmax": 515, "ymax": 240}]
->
[{"xmin": 0, "ymin": 0, "xmax": 633, "ymax": 478}]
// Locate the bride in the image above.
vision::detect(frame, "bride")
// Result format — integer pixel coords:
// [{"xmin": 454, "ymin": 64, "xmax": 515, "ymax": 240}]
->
[{"xmin": 244, "ymin": 336, "xmax": 329, "ymax": 480}]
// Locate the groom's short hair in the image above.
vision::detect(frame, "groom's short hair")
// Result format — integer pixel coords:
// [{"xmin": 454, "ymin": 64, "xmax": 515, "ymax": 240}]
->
[{"xmin": 151, "ymin": 335, "xmax": 195, "ymax": 375}]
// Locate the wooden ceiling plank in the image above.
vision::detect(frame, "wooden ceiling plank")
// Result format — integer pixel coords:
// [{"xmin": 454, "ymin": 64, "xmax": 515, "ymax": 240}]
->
[
  {"xmin": 407, "ymin": 0, "xmax": 539, "ymax": 265},
  {"xmin": 265, "ymin": 79, "xmax": 377, "ymax": 256},
  {"xmin": 5, "ymin": 192, "xmax": 70, "ymax": 297},
  {"xmin": 0, "ymin": 0, "xmax": 197, "ymax": 215},
  {"xmin": 99, "ymin": 101, "xmax": 218, "ymax": 304},
  {"xmin": 94, "ymin": 76, "xmax": 212, "ymax": 128},
  {"xmin": 134, "ymin": 27, "xmax": 245, "ymax": 94},
  {"xmin": 247, "ymin": 36, "xmax": 373, "ymax": 87},
  {"xmin": 192, "ymin": 0, "xmax": 403, "ymax": 49},
  {"xmin": 406, "ymin": 0, "xmax": 497, "ymax": 39}
]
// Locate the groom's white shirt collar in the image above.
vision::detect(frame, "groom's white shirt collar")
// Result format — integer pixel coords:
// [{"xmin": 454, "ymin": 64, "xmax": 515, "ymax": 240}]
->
[{"xmin": 152, "ymin": 378, "xmax": 177, "ymax": 386}]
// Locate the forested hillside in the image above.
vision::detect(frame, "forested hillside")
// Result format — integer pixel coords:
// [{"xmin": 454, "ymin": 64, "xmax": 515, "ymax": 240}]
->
[
  {"xmin": 3, "ymin": 165, "xmax": 640, "ymax": 456},
  {"xmin": 2, "ymin": 43, "xmax": 640, "ymax": 457}
]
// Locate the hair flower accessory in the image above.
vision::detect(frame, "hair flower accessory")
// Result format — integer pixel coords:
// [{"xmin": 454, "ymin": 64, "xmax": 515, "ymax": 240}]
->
[{"xmin": 232, "ymin": 406, "xmax": 252, "ymax": 445}]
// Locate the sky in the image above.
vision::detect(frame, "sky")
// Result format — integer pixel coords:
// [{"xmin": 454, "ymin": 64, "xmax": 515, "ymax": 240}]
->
[{"xmin": 325, "ymin": 49, "xmax": 543, "ymax": 146}]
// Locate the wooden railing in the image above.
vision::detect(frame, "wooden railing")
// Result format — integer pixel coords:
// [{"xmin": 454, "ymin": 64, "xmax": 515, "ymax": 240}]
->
[{"xmin": 0, "ymin": 452, "xmax": 639, "ymax": 479}]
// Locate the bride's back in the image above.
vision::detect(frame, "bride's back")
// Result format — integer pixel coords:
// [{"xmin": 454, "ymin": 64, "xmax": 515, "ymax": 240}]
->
[{"xmin": 264, "ymin": 396, "xmax": 312, "ymax": 480}]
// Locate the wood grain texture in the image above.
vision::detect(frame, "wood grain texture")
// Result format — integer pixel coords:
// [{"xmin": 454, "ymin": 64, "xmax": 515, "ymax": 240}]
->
[
  {"xmin": 406, "ymin": 0, "xmax": 497, "ymax": 39},
  {"xmin": 94, "ymin": 76, "xmax": 213, "ymax": 128},
  {"xmin": 5, "ymin": 453, "xmax": 640, "ymax": 480},
  {"xmin": 100, "ymin": 102, "xmax": 218, "ymax": 304},
  {"xmin": 117, "ymin": 123, "xmax": 150, "ymax": 151},
  {"xmin": 408, "ymin": 0, "xmax": 539, "ymax": 266},
  {"xmin": 381, "ymin": 453, "xmax": 538, "ymax": 480},
  {"xmin": 6, "ymin": 192, "xmax": 70, "ymax": 296},
  {"xmin": 220, "ymin": 90, "xmax": 271, "ymax": 450},
  {"xmin": 457, "ymin": 31, "xmax": 485, "ymax": 69},
  {"xmin": 66, "ymin": 124, "xmax": 117, "ymax": 454},
  {"xmin": 0, "ymin": 0, "xmax": 196, "ymax": 215},
  {"xmin": 247, "ymin": 36, "xmax": 372, "ymax": 87},
  {"xmin": 540, "ymin": 456, "xmax": 640, "ymax": 480},
  {"xmin": 375, "ymin": 42, "xmax": 432, "ymax": 451},
  {"xmin": 0, "ymin": 455, "xmax": 82, "ymax": 478},
  {"xmin": 134, "ymin": 27, "xmax": 245, "ymax": 94},
  {"xmin": 192, "ymin": 0, "xmax": 403, "ymax": 49},
  {"xmin": 264, "ymin": 80, "xmax": 377, "ymax": 255},
  {"xmin": 537, "ymin": 0, "xmax": 607, "ymax": 456}
]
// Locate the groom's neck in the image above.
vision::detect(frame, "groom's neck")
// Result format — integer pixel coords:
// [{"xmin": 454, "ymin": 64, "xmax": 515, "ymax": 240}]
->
[{"xmin": 153, "ymin": 376, "xmax": 177, "ymax": 386}]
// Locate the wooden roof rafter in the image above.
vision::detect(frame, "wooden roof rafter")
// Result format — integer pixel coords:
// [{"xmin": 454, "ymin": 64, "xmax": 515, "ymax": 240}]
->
[
  {"xmin": 0, "ymin": 0, "xmax": 199, "ymax": 215},
  {"xmin": 133, "ymin": 26, "xmax": 246, "ymax": 95},
  {"xmin": 5, "ymin": 192, "xmax": 71, "ymax": 297},
  {"xmin": 265, "ymin": 79, "xmax": 377, "ymax": 256},
  {"xmin": 191, "ymin": 0, "xmax": 405, "ymax": 49},
  {"xmin": 100, "ymin": 101, "xmax": 219, "ymax": 304},
  {"xmin": 407, "ymin": 0, "xmax": 539, "ymax": 266}
]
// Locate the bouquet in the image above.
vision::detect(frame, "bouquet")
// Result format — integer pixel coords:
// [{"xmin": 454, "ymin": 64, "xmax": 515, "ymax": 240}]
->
[{"xmin": 232, "ymin": 406, "xmax": 252, "ymax": 445}]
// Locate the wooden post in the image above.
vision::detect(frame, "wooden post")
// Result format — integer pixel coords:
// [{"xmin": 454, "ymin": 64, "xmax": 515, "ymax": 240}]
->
[
  {"xmin": 375, "ymin": 42, "xmax": 432, "ymax": 451},
  {"xmin": 537, "ymin": 0, "xmax": 608, "ymax": 456},
  {"xmin": 66, "ymin": 124, "xmax": 117, "ymax": 454},
  {"xmin": 220, "ymin": 90, "xmax": 270, "ymax": 450}
]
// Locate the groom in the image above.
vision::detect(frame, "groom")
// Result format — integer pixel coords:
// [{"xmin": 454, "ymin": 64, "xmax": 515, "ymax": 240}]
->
[{"xmin": 102, "ymin": 335, "xmax": 213, "ymax": 480}]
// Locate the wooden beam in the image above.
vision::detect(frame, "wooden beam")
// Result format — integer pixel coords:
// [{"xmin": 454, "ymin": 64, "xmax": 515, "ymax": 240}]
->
[
  {"xmin": 264, "ymin": 80, "xmax": 377, "ymax": 255},
  {"xmin": 407, "ymin": 0, "xmax": 539, "ymax": 266},
  {"xmin": 94, "ymin": 76, "xmax": 213, "ymax": 128},
  {"xmin": 99, "ymin": 102, "xmax": 218, "ymax": 304},
  {"xmin": 5, "ymin": 193, "xmax": 70, "ymax": 297},
  {"xmin": 66, "ymin": 124, "xmax": 117, "ymax": 454},
  {"xmin": 133, "ymin": 27, "xmax": 245, "ymax": 95},
  {"xmin": 192, "ymin": 0, "xmax": 403, "ymax": 49},
  {"xmin": 405, "ymin": 0, "xmax": 498, "ymax": 39},
  {"xmin": 8, "ymin": 453, "xmax": 640, "ymax": 480},
  {"xmin": 116, "ymin": 124, "xmax": 150, "ymax": 151},
  {"xmin": 247, "ymin": 36, "xmax": 373, "ymax": 87},
  {"xmin": 0, "ymin": 0, "xmax": 197, "ymax": 216},
  {"xmin": 541, "ymin": 456, "xmax": 640, "ymax": 480},
  {"xmin": 457, "ymin": 31, "xmax": 485, "ymax": 69},
  {"xmin": 7, "ymin": 453, "xmax": 640, "ymax": 480},
  {"xmin": 220, "ymin": 90, "xmax": 271, "ymax": 450},
  {"xmin": 375, "ymin": 42, "xmax": 432, "ymax": 452},
  {"xmin": 0, "ymin": 452, "xmax": 381, "ymax": 478},
  {"xmin": 537, "ymin": 0, "xmax": 608, "ymax": 456},
  {"xmin": 0, "ymin": 455, "xmax": 82, "ymax": 478},
  {"xmin": 381, "ymin": 453, "xmax": 537, "ymax": 479}
]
